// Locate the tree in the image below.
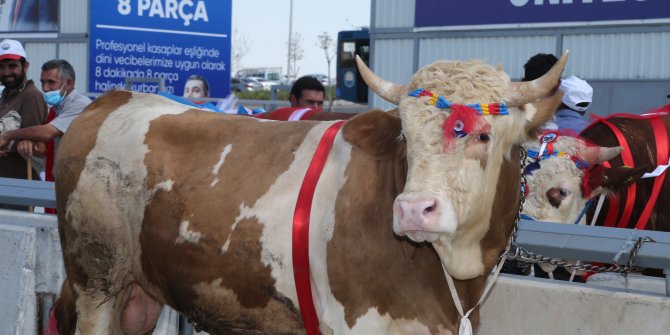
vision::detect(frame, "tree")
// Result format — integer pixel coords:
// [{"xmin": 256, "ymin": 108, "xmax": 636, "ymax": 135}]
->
[
  {"xmin": 287, "ymin": 32, "xmax": 304, "ymax": 82},
  {"xmin": 231, "ymin": 26, "xmax": 251, "ymax": 76},
  {"xmin": 317, "ymin": 32, "xmax": 335, "ymax": 85},
  {"xmin": 317, "ymin": 32, "xmax": 335, "ymax": 108}
]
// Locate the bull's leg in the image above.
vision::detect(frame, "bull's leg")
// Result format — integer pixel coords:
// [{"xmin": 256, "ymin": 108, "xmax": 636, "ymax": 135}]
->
[{"xmin": 72, "ymin": 285, "xmax": 120, "ymax": 335}]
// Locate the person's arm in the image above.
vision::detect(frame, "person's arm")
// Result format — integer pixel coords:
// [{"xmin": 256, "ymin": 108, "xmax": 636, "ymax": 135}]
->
[{"xmin": 0, "ymin": 124, "xmax": 61, "ymax": 155}]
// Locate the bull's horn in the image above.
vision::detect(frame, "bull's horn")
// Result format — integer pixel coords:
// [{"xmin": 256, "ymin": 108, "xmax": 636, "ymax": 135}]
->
[
  {"xmin": 581, "ymin": 146, "xmax": 623, "ymax": 165},
  {"xmin": 356, "ymin": 55, "xmax": 405, "ymax": 105},
  {"xmin": 503, "ymin": 51, "xmax": 569, "ymax": 107}
]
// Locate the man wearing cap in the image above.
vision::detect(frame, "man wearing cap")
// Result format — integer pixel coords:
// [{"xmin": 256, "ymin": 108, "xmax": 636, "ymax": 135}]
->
[
  {"xmin": 0, "ymin": 59, "xmax": 91, "ymax": 184},
  {"xmin": 556, "ymin": 75, "xmax": 593, "ymax": 133},
  {"xmin": 0, "ymin": 38, "xmax": 47, "ymax": 208}
]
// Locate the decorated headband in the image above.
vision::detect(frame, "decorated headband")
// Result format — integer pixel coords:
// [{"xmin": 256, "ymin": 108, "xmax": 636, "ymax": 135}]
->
[
  {"xmin": 408, "ymin": 88, "xmax": 510, "ymax": 145},
  {"xmin": 408, "ymin": 88, "xmax": 509, "ymax": 115},
  {"xmin": 526, "ymin": 149, "xmax": 590, "ymax": 170},
  {"xmin": 524, "ymin": 132, "xmax": 590, "ymax": 176}
]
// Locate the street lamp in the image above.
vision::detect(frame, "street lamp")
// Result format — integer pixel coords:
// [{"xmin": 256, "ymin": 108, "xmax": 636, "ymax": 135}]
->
[{"xmin": 286, "ymin": 0, "xmax": 293, "ymax": 83}]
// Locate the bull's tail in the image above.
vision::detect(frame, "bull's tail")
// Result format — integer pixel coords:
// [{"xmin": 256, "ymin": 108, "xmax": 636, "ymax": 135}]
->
[{"xmin": 49, "ymin": 278, "xmax": 77, "ymax": 335}]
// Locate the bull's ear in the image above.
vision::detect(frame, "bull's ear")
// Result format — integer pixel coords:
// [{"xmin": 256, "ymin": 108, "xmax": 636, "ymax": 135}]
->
[
  {"xmin": 343, "ymin": 109, "xmax": 403, "ymax": 159},
  {"xmin": 583, "ymin": 165, "xmax": 648, "ymax": 198},
  {"xmin": 524, "ymin": 91, "xmax": 563, "ymax": 136},
  {"xmin": 603, "ymin": 165, "xmax": 648, "ymax": 190}
]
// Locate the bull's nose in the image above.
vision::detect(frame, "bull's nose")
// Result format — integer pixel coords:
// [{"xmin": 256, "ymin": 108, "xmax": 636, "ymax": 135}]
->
[{"xmin": 394, "ymin": 198, "xmax": 440, "ymax": 231}]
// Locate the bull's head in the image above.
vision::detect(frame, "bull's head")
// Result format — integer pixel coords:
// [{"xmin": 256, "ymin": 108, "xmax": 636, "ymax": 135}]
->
[
  {"xmin": 522, "ymin": 133, "xmax": 644, "ymax": 225},
  {"xmin": 358, "ymin": 53, "xmax": 568, "ymax": 279}
]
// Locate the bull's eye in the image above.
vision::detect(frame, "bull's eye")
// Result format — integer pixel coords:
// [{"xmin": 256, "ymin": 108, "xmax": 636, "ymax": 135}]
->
[
  {"xmin": 476, "ymin": 133, "xmax": 491, "ymax": 142},
  {"xmin": 559, "ymin": 189, "xmax": 570, "ymax": 198}
]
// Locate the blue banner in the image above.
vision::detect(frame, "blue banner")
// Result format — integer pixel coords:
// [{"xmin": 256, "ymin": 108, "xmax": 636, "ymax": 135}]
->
[
  {"xmin": 415, "ymin": 0, "xmax": 670, "ymax": 28},
  {"xmin": 89, "ymin": 0, "xmax": 231, "ymax": 98}
]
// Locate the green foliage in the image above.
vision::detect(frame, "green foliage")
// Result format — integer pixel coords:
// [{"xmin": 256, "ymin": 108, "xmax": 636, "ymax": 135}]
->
[{"xmin": 235, "ymin": 90, "xmax": 290, "ymax": 100}]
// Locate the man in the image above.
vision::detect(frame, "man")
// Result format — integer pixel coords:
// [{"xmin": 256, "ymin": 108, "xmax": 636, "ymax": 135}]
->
[
  {"xmin": 523, "ymin": 53, "xmax": 558, "ymax": 82},
  {"xmin": 0, "ymin": 59, "xmax": 91, "ymax": 183},
  {"xmin": 522, "ymin": 53, "xmax": 561, "ymax": 131},
  {"xmin": 0, "ymin": 39, "xmax": 47, "ymax": 209},
  {"xmin": 289, "ymin": 75, "xmax": 325, "ymax": 109},
  {"xmin": 258, "ymin": 75, "xmax": 326, "ymax": 120},
  {"xmin": 555, "ymin": 75, "xmax": 592, "ymax": 133},
  {"xmin": 183, "ymin": 74, "xmax": 210, "ymax": 99}
]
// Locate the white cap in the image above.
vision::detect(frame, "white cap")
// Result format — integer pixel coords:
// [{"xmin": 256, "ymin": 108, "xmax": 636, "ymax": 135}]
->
[
  {"xmin": 0, "ymin": 39, "xmax": 27, "ymax": 61},
  {"xmin": 560, "ymin": 75, "xmax": 592, "ymax": 112}
]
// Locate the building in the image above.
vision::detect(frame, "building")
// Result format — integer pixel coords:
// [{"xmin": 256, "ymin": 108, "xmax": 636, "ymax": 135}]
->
[
  {"xmin": 368, "ymin": 0, "xmax": 670, "ymax": 116},
  {"xmin": 3, "ymin": 0, "xmax": 231, "ymax": 98}
]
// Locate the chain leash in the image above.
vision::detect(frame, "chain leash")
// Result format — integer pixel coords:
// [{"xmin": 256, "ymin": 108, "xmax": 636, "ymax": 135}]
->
[{"xmin": 501, "ymin": 147, "xmax": 654, "ymax": 275}]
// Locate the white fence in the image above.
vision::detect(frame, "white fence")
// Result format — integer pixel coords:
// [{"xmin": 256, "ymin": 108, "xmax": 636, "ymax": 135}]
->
[
  {"xmin": 0, "ymin": 211, "xmax": 62, "ymax": 335},
  {"xmin": 480, "ymin": 274, "xmax": 670, "ymax": 334}
]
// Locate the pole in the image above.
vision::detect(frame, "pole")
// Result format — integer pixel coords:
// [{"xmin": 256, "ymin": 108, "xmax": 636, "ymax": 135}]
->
[
  {"xmin": 27, "ymin": 158, "xmax": 34, "ymax": 212},
  {"xmin": 286, "ymin": 0, "xmax": 293, "ymax": 82}
]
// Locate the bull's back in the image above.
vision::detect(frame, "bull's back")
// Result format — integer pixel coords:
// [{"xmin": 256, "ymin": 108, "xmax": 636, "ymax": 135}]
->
[{"xmin": 582, "ymin": 114, "xmax": 670, "ymax": 230}]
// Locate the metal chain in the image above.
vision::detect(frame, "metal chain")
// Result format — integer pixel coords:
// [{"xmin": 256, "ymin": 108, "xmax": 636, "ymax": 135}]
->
[
  {"xmin": 502, "ymin": 146, "xmax": 527, "ymax": 258},
  {"xmin": 627, "ymin": 236, "xmax": 655, "ymax": 269},
  {"xmin": 501, "ymin": 146, "xmax": 654, "ymax": 275}
]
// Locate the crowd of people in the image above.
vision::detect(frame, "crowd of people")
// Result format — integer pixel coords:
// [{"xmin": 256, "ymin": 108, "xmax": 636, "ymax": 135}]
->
[
  {"xmin": 179, "ymin": 73, "xmax": 326, "ymax": 114},
  {"xmin": 0, "ymin": 39, "xmax": 91, "ymax": 211}
]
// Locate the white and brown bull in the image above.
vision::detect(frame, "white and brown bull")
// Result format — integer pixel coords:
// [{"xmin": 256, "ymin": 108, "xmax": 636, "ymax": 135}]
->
[{"xmin": 53, "ymin": 53, "xmax": 567, "ymax": 334}]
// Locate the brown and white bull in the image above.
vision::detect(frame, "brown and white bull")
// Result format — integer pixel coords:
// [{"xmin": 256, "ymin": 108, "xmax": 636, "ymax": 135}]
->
[{"xmin": 54, "ymin": 53, "xmax": 566, "ymax": 334}]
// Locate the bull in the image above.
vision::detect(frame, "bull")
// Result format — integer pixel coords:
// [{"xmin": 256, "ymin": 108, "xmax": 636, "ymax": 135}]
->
[{"xmin": 53, "ymin": 53, "xmax": 566, "ymax": 334}]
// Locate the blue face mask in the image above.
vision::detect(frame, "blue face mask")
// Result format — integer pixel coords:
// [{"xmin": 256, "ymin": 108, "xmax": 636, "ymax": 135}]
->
[{"xmin": 44, "ymin": 85, "xmax": 65, "ymax": 106}]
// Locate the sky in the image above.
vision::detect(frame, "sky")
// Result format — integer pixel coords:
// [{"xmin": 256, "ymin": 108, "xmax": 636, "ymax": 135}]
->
[{"xmin": 231, "ymin": 0, "xmax": 371, "ymax": 78}]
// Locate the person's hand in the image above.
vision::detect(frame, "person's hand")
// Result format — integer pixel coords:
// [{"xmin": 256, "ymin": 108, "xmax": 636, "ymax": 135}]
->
[
  {"xmin": 16, "ymin": 140, "xmax": 35, "ymax": 158},
  {"xmin": 0, "ymin": 134, "xmax": 11, "ymax": 156}
]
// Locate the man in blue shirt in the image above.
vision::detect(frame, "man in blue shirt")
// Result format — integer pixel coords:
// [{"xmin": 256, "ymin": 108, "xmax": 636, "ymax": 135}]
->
[{"xmin": 555, "ymin": 75, "xmax": 592, "ymax": 133}]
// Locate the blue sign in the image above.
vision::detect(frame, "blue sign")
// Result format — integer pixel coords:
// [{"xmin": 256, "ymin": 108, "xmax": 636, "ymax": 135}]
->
[
  {"xmin": 89, "ymin": 0, "xmax": 231, "ymax": 98},
  {"xmin": 415, "ymin": 0, "xmax": 670, "ymax": 28}
]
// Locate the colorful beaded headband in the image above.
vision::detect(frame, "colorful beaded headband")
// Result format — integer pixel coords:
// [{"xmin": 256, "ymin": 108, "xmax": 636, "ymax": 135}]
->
[
  {"xmin": 526, "ymin": 132, "xmax": 590, "ymax": 171},
  {"xmin": 526, "ymin": 149, "xmax": 590, "ymax": 170},
  {"xmin": 408, "ymin": 88, "xmax": 509, "ymax": 115}
]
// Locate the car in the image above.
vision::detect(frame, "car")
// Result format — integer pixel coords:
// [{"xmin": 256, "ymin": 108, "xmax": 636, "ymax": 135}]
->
[
  {"xmin": 255, "ymin": 78, "xmax": 283, "ymax": 91},
  {"xmin": 230, "ymin": 77, "xmax": 263, "ymax": 93},
  {"xmin": 304, "ymin": 74, "xmax": 330, "ymax": 86}
]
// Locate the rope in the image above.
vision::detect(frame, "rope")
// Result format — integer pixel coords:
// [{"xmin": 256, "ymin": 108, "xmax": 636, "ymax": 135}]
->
[{"xmin": 442, "ymin": 256, "xmax": 507, "ymax": 335}]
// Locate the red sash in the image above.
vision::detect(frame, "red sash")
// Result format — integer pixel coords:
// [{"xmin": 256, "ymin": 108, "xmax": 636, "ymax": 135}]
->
[
  {"xmin": 293, "ymin": 121, "xmax": 345, "ymax": 334},
  {"xmin": 258, "ymin": 107, "xmax": 322, "ymax": 121},
  {"xmin": 45, "ymin": 107, "xmax": 57, "ymax": 214},
  {"xmin": 582, "ymin": 110, "xmax": 669, "ymax": 229}
]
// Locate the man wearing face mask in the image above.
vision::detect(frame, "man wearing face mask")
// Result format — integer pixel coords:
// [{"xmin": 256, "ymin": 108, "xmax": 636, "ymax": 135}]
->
[
  {"xmin": 0, "ymin": 59, "xmax": 90, "ymax": 185},
  {"xmin": 0, "ymin": 39, "xmax": 47, "ymax": 209}
]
